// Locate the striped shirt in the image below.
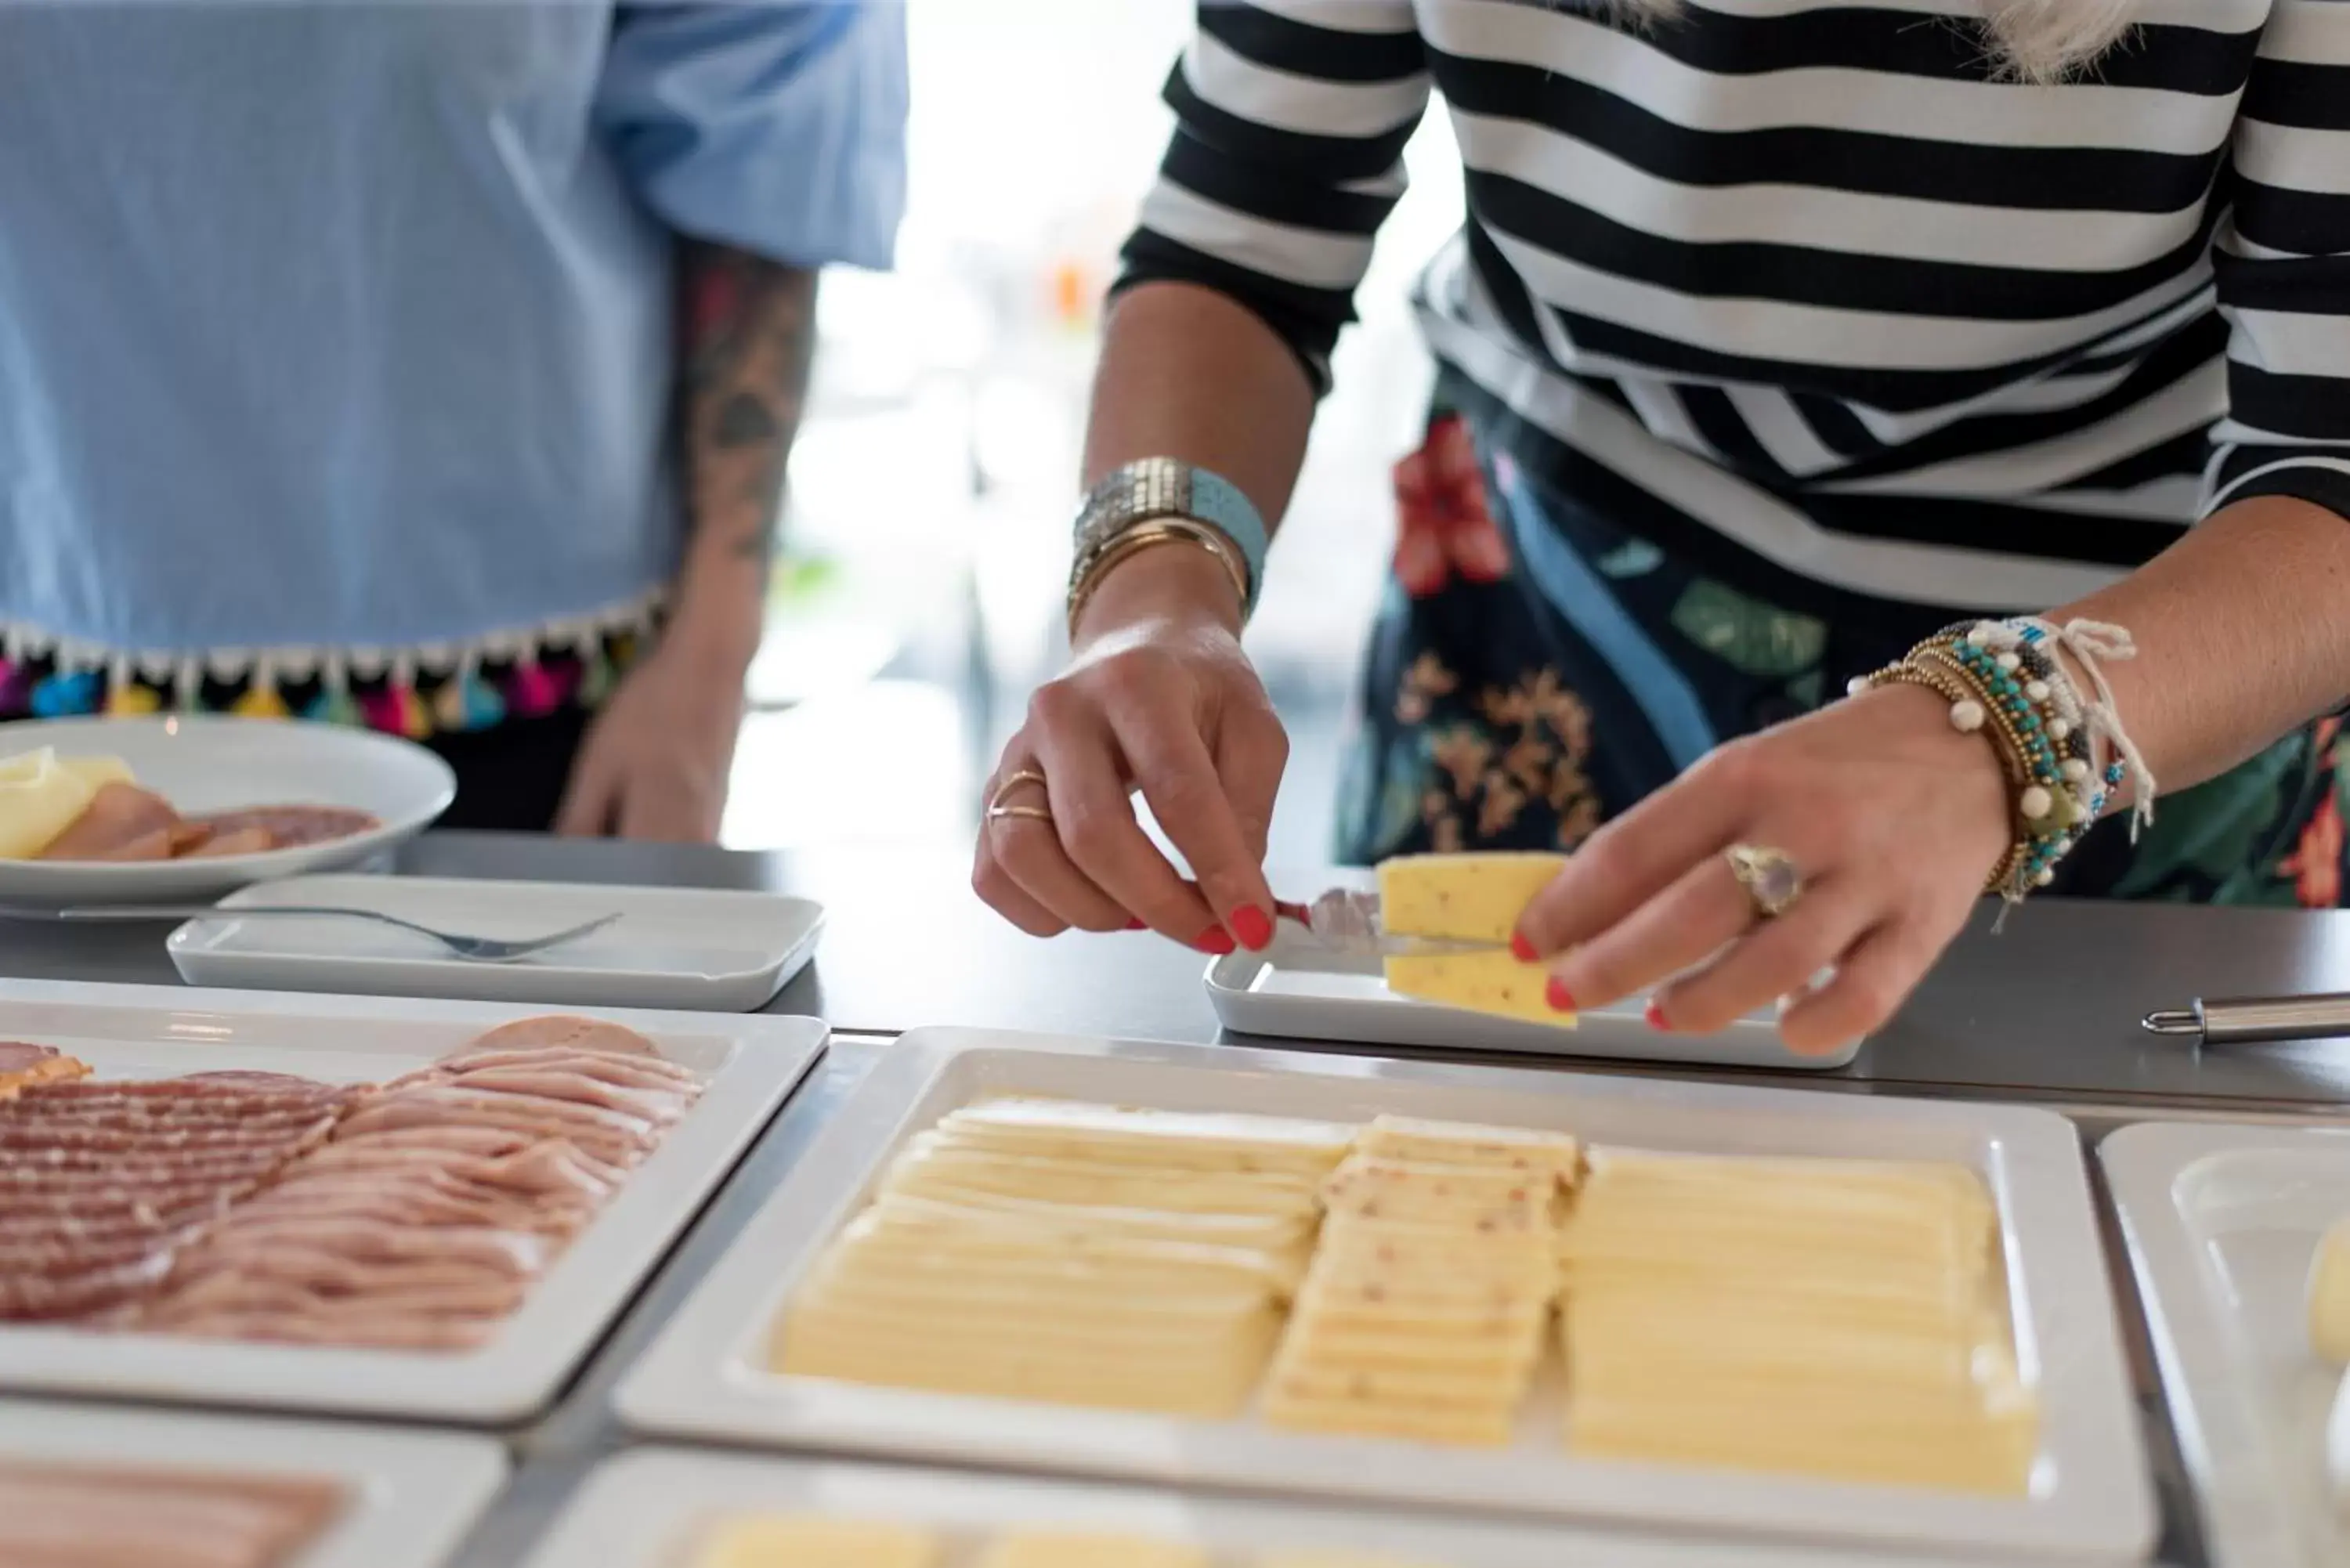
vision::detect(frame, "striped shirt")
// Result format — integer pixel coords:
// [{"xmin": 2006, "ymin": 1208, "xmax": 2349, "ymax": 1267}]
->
[{"xmin": 1119, "ymin": 0, "xmax": 2350, "ymax": 615}]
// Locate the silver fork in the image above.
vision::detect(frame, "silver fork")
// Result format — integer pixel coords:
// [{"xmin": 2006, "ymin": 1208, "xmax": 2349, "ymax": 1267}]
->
[{"xmin": 48, "ymin": 905, "xmax": 623, "ymax": 962}]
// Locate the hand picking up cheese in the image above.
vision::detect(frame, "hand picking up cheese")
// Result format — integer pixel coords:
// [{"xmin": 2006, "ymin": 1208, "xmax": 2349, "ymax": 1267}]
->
[
  {"xmin": 1376, "ymin": 854, "xmax": 1568, "ymax": 1025},
  {"xmin": 0, "ymin": 748, "xmax": 134, "ymax": 858}
]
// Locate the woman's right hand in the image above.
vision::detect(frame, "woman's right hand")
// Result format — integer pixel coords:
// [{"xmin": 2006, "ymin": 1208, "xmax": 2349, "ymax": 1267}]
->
[{"xmin": 973, "ymin": 544, "xmax": 1289, "ymax": 952}]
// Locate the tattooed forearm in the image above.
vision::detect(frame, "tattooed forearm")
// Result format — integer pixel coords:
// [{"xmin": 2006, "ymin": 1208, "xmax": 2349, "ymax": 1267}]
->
[{"xmin": 678, "ymin": 243, "xmax": 819, "ymax": 572}]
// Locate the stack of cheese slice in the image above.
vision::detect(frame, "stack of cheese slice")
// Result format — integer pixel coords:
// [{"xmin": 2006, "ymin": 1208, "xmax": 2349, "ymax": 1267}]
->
[
  {"xmin": 1374, "ymin": 853, "xmax": 1571, "ymax": 1026},
  {"xmin": 1559, "ymin": 1148, "xmax": 2037, "ymax": 1494},
  {"xmin": 772, "ymin": 1098, "xmax": 1350, "ymax": 1418},
  {"xmin": 1263, "ymin": 1115, "xmax": 1579, "ymax": 1445},
  {"xmin": 692, "ymin": 1516, "xmax": 942, "ymax": 1568}
]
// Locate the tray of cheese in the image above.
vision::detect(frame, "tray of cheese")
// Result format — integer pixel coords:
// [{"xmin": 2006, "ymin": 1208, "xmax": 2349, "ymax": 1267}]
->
[
  {"xmin": 616, "ymin": 1028, "xmax": 2150, "ymax": 1560},
  {"xmin": 517, "ymin": 1447, "xmax": 2006, "ymax": 1568},
  {"xmin": 1207, "ymin": 855, "xmax": 1860, "ymax": 1069},
  {"xmin": 0, "ymin": 978, "xmax": 823, "ymax": 1421},
  {"xmin": 2100, "ymin": 1120, "xmax": 2350, "ymax": 1568}
]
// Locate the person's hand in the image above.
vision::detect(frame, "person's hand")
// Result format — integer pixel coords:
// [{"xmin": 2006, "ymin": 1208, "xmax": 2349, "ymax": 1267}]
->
[
  {"xmin": 1517, "ymin": 684, "xmax": 2013, "ymax": 1055},
  {"xmin": 974, "ymin": 545, "xmax": 1288, "ymax": 951},
  {"xmin": 555, "ymin": 634, "xmax": 747, "ymax": 843}
]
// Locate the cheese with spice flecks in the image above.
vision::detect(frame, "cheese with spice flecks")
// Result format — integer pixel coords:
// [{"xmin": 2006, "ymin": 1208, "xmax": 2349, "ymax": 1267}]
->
[{"xmin": 1374, "ymin": 854, "xmax": 1572, "ymax": 1027}]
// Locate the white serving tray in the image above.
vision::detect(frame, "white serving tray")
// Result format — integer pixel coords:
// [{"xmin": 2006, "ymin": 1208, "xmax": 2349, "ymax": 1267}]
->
[
  {"xmin": 168, "ymin": 873, "xmax": 825, "ymax": 1013},
  {"xmin": 616, "ymin": 1027, "xmax": 2153, "ymax": 1561},
  {"xmin": 0, "ymin": 716, "xmax": 452, "ymax": 905},
  {"xmin": 0, "ymin": 1397, "xmax": 506, "ymax": 1568},
  {"xmin": 518, "ymin": 1447, "xmax": 2002, "ymax": 1568},
  {"xmin": 0, "ymin": 978, "xmax": 826, "ymax": 1422},
  {"xmin": 2099, "ymin": 1121, "xmax": 2350, "ymax": 1568},
  {"xmin": 1206, "ymin": 928, "xmax": 1861, "ymax": 1070}
]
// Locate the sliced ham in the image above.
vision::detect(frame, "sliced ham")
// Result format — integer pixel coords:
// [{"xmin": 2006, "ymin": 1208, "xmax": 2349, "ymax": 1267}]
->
[
  {"xmin": 457, "ymin": 1014, "xmax": 661, "ymax": 1058},
  {"xmin": 35, "ymin": 781, "xmax": 204, "ymax": 862},
  {"xmin": 184, "ymin": 804, "xmax": 378, "ymax": 850}
]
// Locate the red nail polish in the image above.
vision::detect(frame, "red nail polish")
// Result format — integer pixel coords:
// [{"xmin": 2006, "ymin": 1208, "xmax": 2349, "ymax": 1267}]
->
[
  {"xmin": 1645, "ymin": 999, "xmax": 1671, "ymax": 1032},
  {"xmin": 1196, "ymin": 927, "xmax": 1236, "ymax": 956},
  {"xmin": 1545, "ymin": 977, "xmax": 1575, "ymax": 1013},
  {"xmin": 1125, "ymin": 918, "xmax": 1148, "ymax": 931},
  {"xmin": 1230, "ymin": 906, "xmax": 1274, "ymax": 952},
  {"xmin": 1509, "ymin": 930, "xmax": 1539, "ymax": 964}
]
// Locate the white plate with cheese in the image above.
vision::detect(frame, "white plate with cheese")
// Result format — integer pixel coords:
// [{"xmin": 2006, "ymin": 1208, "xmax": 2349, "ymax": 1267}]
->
[
  {"xmin": 0, "ymin": 1398, "xmax": 505, "ymax": 1568},
  {"xmin": 2100, "ymin": 1121, "xmax": 2350, "ymax": 1568},
  {"xmin": 518, "ymin": 1447, "xmax": 2007, "ymax": 1568},
  {"xmin": 617, "ymin": 1027, "xmax": 2152, "ymax": 1561},
  {"xmin": 0, "ymin": 716, "xmax": 453, "ymax": 905},
  {"xmin": 1209, "ymin": 855, "xmax": 1860, "ymax": 1070}
]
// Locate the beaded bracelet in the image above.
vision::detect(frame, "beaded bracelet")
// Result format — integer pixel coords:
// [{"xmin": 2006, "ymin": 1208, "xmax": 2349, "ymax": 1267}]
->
[{"xmin": 1853, "ymin": 618, "xmax": 2140, "ymax": 904}]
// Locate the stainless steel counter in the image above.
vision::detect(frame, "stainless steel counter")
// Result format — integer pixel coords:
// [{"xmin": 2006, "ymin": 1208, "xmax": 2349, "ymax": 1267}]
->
[{"xmin": 10, "ymin": 829, "xmax": 2348, "ymax": 1564}]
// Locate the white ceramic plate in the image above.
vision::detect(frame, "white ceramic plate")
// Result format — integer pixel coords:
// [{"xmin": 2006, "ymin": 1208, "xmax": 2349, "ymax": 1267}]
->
[
  {"xmin": 1206, "ymin": 929, "xmax": 1860, "ymax": 1070},
  {"xmin": 0, "ymin": 978, "xmax": 825, "ymax": 1421},
  {"xmin": 518, "ymin": 1447, "xmax": 2001, "ymax": 1568},
  {"xmin": 168, "ymin": 874, "xmax": 825, "ymax": 1013},
  {"xmin": 0, "ymin": 716, "xmax": 454, "ymax": 905},
  {"xmin": 0, "ymin": 1397, "xmax": 505, "ymax": 1568},
  {"xmin": 2099, "ymin": 1121, "xmax": 2350, "ymax": 1568},
  {"xmin": 616, "ymin": 1028, "xmax": 2153, "ymax": 1562}
]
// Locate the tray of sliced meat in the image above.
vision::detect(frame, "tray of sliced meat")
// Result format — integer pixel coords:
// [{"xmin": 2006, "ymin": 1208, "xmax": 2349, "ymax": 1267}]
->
[
  {"xmin": 0, "ymin": 1397, "xmax": 504, "ymax": 1568},
  {"xmin": 0, "ymin": 978, "xmax": 824, "ymax": 1421}
]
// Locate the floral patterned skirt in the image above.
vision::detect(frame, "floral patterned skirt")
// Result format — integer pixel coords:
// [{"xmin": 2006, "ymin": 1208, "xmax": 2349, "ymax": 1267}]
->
[{"xmin": 1334, "ymin": 399, "xmax": 2350, "ymax": 909}]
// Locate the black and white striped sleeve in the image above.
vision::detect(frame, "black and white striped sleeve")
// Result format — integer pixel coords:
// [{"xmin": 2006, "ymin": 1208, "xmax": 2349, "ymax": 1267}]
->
[
  {"xmin": 1115, "ymin": 1, "xmax": 1433, "ymax": 393},
  {"xmin": 2207, "ymin": 0, "xmax": 2350, "ymax": 526}
]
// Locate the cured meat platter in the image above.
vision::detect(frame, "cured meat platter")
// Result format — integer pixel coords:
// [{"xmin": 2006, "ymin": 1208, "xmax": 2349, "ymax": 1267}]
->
[{"xmin": 0, "ymin": 978, "xmax": 824, "ymax": 1421}]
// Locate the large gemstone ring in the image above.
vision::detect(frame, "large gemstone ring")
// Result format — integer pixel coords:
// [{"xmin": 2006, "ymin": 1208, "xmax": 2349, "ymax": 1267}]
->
[{"xmin": 1726, "ymin": 844, "xmax": 1803, "ymax": 921}]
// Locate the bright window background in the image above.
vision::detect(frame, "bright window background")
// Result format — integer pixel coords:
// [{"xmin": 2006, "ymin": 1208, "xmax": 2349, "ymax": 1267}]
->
[{"xmin": 721, "ymin": 0, "xmax": 1466, "ymax": 864}]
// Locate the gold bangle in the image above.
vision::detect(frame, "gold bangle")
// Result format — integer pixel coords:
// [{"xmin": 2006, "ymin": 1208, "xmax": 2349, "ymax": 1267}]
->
[
  {"xmin": 1065, "ymin": 517, "xmax": 1249, "ymax": 639},
  {"xmin": 1860, "ymin": 657, "xmax": 2035, "ymax": 896}
]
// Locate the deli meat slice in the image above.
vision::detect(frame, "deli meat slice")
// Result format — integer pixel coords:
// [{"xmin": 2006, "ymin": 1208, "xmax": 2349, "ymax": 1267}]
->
[
  {"xmin": 0, "ymin": 1042, "xmax": 89, "ymax": 1100},
  {"xmin": 36, "ymin": 781, "xmax": 206, "ymax": 862},
  {"xmin": 456, "ymin": 1015, "xmax": 662, "ymax": 1058},
  {"xmin": 185, "ymin": 804, "xmax": 379, "ymax": 850},
  {"xmin": 0, "ymin": 1461, "xmax": 342, "ymax": 1568}
]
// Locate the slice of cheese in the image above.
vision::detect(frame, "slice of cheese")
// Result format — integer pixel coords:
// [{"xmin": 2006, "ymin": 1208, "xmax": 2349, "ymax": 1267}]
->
[
  {"xmin": 2312, "ymin": 1217, "xmax": 2350, "ymax": 1365},
  {"xmin": 689, "ymin": 1516, "xmax": 942, "ymax": 1568},
  {"xmin": 1376, "ymin": 852, "xmax": 1567, "ymax": 942},
  {"xmin": 0, "ymin": 748, "xmax": 101, "ymax": 860},
  {"xmin": 975, "ymin": 1534, "xmax": 1211, "ymax": 1568},
  {"xmin": 1382, "ymin": 948, "xmax": 1565, "ymax": 1027}
]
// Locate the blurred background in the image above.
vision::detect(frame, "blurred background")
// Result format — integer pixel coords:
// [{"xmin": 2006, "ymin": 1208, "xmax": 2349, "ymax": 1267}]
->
[{"xmin": 722, "ymin": 0, "xmax": 1467, "ymax": 863}]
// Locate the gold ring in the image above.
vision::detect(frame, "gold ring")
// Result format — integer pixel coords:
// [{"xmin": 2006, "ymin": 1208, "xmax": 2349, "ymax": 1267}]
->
[
  {"xmin": 986, "ymin": 768, "xmax": 1050, "ymax": 824},
  {"xmin": 1726, "ymin": 844, "xmax": 1802, "ymax": 920}
]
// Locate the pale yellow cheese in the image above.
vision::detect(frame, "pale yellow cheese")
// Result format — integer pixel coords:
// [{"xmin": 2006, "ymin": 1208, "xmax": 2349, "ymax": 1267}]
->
[
  {"xmin": 0, "ymin": 748, "xmax": 125, "ymax": 859},
  {"xmin": 689, "ymin": 1516, "xmax": 942, "ymax": 1568},
  {"xmin": 975, "ymin": 1534, "xmax": 1210, "ymax": 1568},
  {"xmin": 1376, "ymin": 852, "xmax": 1566, "ymax": 943},
  {"xmin": 2311, "ymin": 1217, "xmax": 2350, "ymax": 1365},
  {"xmin": 1382, "ymin": 949, "xmax": 1567, "ymax": 1027},
  {"xmin": 1258, "ymin": 1555, "xmax": 1454, "ymax": 1568}
]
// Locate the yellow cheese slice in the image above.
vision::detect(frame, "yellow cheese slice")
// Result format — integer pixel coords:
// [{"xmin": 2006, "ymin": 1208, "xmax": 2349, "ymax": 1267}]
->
[
  {"xmin": 1358, "ymin": 1115, "xmax": 1581, "ymax": 1178},
  {"xmin": 974, "ymin": 1534, "xmax": 1211, "ymax": 1568},
  {"xmin": 1376, "ymin": 852, "xmax": 1566, "ymax": 942},
  {"xmin": 689, "ymin": 1516, "xmax": 942, "ymax": 1568},
  {"xmin": 0, "ymin": 747, "xmax": 101, "ymax": 859},
  {"xmin": 2312, "ymin": 1217, "xmax": 2350, "ymax": 1365},
  {"xmin": 1259, "ymin": 1555, "xmax": 1454, "ymax": 1568},
  {"xmin": 937, "ymin": 1100, "xmax": 1354, "ymax": 1173},
  {"xmin": 1382, "ymin": 949, "xmax": 1565, "ymax": 1028}
]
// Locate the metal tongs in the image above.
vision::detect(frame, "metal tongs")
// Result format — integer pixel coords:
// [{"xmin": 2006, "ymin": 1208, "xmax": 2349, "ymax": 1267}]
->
[
  {"xmin": 1273, "ymin": 889, "xmax": 1505, "ymax": 959},
  {"xmin": 2142, "ymin": 992, "xmax": 2350, "ymax": 1048}
]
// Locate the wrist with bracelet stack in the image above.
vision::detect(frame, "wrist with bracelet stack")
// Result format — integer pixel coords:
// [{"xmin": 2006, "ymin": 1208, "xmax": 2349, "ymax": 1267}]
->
[
  {"xmin": 1853, "ymin": 618, "xmax": 2151, "ymax": 906},
  {"xmin": 1065, "ymin": 459, "xmax": 1271, "ymax": 638}
]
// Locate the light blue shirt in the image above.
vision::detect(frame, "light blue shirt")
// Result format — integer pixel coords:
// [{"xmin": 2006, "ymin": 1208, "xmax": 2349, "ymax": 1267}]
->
[{"xmin": 0, "ymin": 2, "xmax": 906, "ymax": 663}]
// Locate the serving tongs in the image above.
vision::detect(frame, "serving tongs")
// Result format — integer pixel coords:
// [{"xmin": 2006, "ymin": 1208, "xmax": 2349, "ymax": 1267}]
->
[
  {"xmin": 2142, "ymin": 992, "xmax": 2350, "ymax": 1048},
  {"xmin": 1272, "ymin": 889, "xmax": 1506, "ymax": 959}
]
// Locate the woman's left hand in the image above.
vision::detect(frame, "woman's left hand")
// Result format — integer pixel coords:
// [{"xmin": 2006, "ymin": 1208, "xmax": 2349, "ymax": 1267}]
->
[
  {"xmin": 555, "ymin": 637, "xmax": 747, "ymax": 842},
  {"xmin": 1517, "ymin": 683, "xmax": 2015, "ymax": 1054}
]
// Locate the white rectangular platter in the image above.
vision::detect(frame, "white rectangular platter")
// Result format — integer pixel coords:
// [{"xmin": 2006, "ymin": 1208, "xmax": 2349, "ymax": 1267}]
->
[
  {"xmin": 616, "ymin": 1026, "xmax": 2153, "ymax": 1562},
  {"xmin": 1206, "ymin": 929, "xmax": 1861, "ymax": 1070},
  {"xmin": 2099, "ymin": 1121, "xmax": 2350, "ymax": 1568},
  {"xmin": 0, "ymin": 1397, "xmax": 506, "ymax": 1568},
  {"xmin": 0, "ymin": 977, "xmax": 826, "ymax": 1422},
  {"xmin": 168, "ymin": 873, "xmax": 825, "ymax": 1013},
  {"xmin": 519, "ymin": 1447, "xmax": 2001, "ymax": 1568}
]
